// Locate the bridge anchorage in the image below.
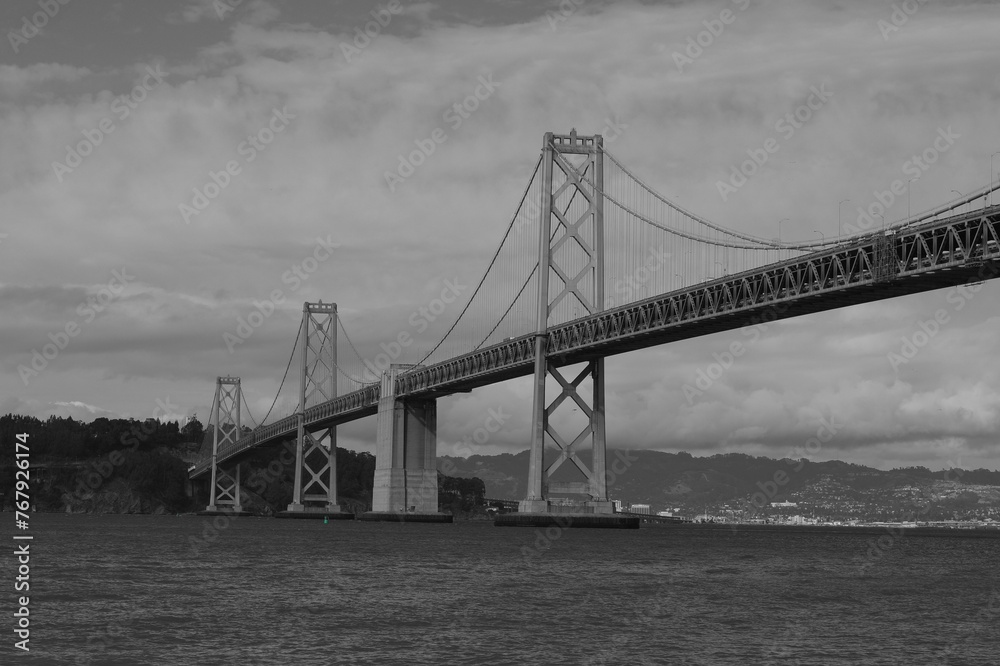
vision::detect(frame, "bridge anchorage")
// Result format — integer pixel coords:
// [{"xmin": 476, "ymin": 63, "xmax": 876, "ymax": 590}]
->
[{"xmin": 202, "ymin": 376, "xmax": 251, "ymax": 516}]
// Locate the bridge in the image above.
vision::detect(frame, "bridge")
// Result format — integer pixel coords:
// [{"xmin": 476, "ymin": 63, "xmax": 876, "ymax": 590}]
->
[{"xmin": 190, "ymin": 129, "xmax": 1000, "ymax": 519}]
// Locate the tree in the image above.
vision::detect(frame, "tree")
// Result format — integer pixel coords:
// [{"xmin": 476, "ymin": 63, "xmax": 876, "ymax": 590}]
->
[{"xmin": 181, "ymin": 416, "xmax": 205, "ymax": 448}]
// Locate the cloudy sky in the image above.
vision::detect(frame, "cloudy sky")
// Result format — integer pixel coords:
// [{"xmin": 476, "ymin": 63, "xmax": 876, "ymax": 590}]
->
[{"xmin": 2, "ymin": 0, "xmax": 999, "ymax": 472}]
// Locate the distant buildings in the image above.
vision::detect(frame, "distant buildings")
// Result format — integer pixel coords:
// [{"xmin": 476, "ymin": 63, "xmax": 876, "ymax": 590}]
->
[{"xmin": 629, "ymin": 503, "xmax": 651, "ymax": 515}]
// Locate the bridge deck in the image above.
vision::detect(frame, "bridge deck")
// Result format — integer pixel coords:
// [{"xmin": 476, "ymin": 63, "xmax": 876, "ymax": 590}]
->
[{"xmin": 191, "ymin": 206, "xmax": 1000, "ymax": 479}]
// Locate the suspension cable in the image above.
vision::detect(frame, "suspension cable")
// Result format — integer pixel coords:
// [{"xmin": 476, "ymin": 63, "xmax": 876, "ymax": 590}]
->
[
  {"xmin": 583, "ymin": 169, "xmax": 835, "ymax": 251},
  {"xmin": 470, "ymin": 170, "xmax": 588, "ymax": 350},
  {"xmin": 335, "ymin": 317, "xmax": 378, "ymax": 386},
  {"xmin": 197, "ymin": 388, "xmax": 220, "ymax": 462},
  {"xmin": 241, "ymin": 391, "xmax": 259, "ymax": 430},
  {"xmin": 604, "ymin": 148, "xmax": 786, "ymax": 247},
  {"xmin": 259, "ymin": 323, "xmax": 301, "ymax": 425},
  {"xmin": 474, "ymin": 262, "xmax": 538, "ymax": 351},
  {"xmin": 406, "ymin": 152, "xmax": 543, "ymax": 371},
  {"xmin": 605, "ymin": 147, "xmax": 1000, "ymax": 246}
]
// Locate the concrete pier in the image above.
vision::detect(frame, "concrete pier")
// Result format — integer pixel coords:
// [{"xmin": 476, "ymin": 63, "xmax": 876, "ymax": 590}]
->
[
  {"xmin": 371, "ymin": 366, "xmax": 441, "ymax": 515},
  {"xmin": 197, "ymin": 509, "xmax": 254, "ymax": 518},
  {"xmin": 360, "ymin": 511, "xmax": 453, "ymax": 523},
  {"xmin": 275, "ymin": 509, "xmax": 355, "ymax": 520},
  {"xmin": 495, "ymin": 513, "xmax": 639, "ymax": 528}
]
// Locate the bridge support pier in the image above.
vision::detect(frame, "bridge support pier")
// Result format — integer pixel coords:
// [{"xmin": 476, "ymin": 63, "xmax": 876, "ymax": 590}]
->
[
  {"xmin": 519, "ymin": 130, "xmax": 613, "ymax": 518},
  {"xmin": 366, "ymin": 365, "xmax": 451, "ymax": 522},
  {"xmin": 282, "ymin": 302, "xmax": 352, "ymax": 518},
  {"xmin": 205, "ymin": 376, "xmax": 247, "ymax": 514},
  {"xmin": 521, "ymin": 357, "xmax": 613, "ymax": 515}
]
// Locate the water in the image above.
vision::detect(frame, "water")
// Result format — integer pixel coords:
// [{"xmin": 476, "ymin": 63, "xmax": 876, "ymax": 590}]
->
[{"xmin": 3, "ymin": 514, "xmax": 998, "ymax": 665}]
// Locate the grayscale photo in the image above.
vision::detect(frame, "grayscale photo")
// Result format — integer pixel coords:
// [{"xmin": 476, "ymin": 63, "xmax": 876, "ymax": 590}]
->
[{"xmin": 1, "ymin": 0, "xmax": 998, "ymax": 664}]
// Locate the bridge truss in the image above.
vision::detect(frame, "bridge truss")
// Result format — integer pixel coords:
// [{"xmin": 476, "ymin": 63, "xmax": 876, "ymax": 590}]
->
[{"xmin": 189, "ymin": 129, "xmax": 1000, "ymax": 519}]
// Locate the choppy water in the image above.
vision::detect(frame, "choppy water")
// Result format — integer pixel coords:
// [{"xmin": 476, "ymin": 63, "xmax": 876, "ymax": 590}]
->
[{"xmin": 2, "ymin": 514, "xmax": 998, "ymax": 665}]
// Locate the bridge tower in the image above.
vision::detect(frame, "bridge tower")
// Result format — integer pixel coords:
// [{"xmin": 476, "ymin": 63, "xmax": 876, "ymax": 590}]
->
[
  {"xmin": 369, "ymin": 364, "xmax": 442, "ymax": 516},
  {"xmin": 521, "ymin": 130, "xmax": 612, "ymax": 514},
  {"xmin": 286, "ymin": 302, "xmax": 345, "ymax": 514},
  {"xmin": 206, "ymin": 376, "xmax": 244, "ymax": 512}
]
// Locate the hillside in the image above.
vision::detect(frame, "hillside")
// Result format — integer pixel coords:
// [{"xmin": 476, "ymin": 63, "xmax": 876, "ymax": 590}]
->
[
  {"xmin": 438, "ymin": 450, "xmax": 1000, "ymax": 522},
  {"xmin": 0, "ymin": 414, "xmax": 486, "ymax": 517}
]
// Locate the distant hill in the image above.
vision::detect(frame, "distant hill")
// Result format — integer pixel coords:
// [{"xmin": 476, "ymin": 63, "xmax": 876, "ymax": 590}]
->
[
  {"xmin": 5, "ymin": 412, "xmax": 996, "ymax": 521},
  {"xmin": 437, "ymin": 450, "xmax": 1000, "ymax": 521}
]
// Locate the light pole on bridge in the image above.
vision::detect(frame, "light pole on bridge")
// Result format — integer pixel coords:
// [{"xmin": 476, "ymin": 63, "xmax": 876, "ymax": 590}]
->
[
  {"xmin": 838, "ymin": 199, "xmax": 850, "ymax": 242},
  {"xmin": 952, "ymin": 190, "xmax": 966, "ymax": 215},
  {"xmin": 907, "ymin": 178, "xmax": 917, "ymax": 222},
  {"xmin": 777, "ymin": 218, "xmax": 789, "ymax": 260},
  {"xmin": 814, "ymin": 230, "xmax": 825, "ymax": 244},
  {"xmin": 991, "ymin": 152, "xmax": 1000, "ymax": 207}
]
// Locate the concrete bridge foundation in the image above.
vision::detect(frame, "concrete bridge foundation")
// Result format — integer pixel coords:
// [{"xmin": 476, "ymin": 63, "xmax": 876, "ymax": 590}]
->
[{"xmin": 366, "ymin": 365, "xmax": 452, "ymax": 522}]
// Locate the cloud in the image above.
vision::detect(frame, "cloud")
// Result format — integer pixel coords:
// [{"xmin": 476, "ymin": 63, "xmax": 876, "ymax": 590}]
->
[
  {"xmin": 0, "ymin": 396, "xmax": 119, "ymax": 421},
  {"xmin": 174, "ymin": 0, "xmax": 219, "ymax": 24},
  {"xmin": 1, "ymin": 1, "xmax": 999, "ymax": 472},
  {"xmin": 171, "ymin": 0, "xmax": 278, "ymax": 25}
]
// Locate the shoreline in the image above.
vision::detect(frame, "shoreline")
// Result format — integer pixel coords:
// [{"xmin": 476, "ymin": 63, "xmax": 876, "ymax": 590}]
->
[{"xmin": 644, "ymin": 521, "xmax": 1000, "ymax": 537}]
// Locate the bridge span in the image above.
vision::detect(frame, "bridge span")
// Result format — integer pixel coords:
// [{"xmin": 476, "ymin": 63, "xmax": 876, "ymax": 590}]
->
[{"xmin": 190, "ymin": 130, "xmax": 1000, "ymax": 521}]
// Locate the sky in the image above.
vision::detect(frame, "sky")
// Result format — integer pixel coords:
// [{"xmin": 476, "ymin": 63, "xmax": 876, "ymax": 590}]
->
[{"xmin": 2, "ymin": 0, "xmax": 1000, "ymax": 472}]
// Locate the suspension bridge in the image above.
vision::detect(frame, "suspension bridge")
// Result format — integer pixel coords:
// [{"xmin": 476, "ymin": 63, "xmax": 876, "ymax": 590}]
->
[{"xmin": 189, "ymin": 130, "xmax": 1000, "ymax": 522}]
